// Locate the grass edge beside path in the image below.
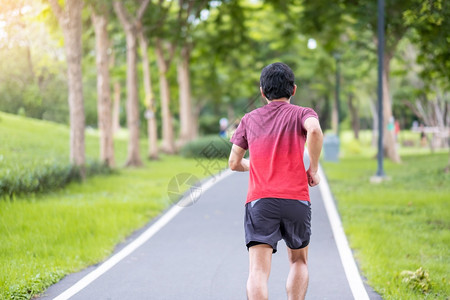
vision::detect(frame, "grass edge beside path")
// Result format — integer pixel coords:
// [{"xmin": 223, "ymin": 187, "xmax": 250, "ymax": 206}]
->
[
  {"xmin": 0, "ymin": 156, "xmax": 226, "ymax": 300},
  {"xmin": 0, "ymin": 111, "xmax": 130, "ymax": 199},
  {"xmin": 322, "ymin": 152, "xmax": 449, "ymax": 300}
]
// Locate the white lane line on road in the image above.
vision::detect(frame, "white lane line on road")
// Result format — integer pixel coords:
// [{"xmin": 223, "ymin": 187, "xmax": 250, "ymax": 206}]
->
[
  {"xmin": 53, "ymin": 169, "xmax": 234, "ymax": 300},
  {"xmin": 318, "ymin": 165, "xmax": 370, "ymax": 300}
]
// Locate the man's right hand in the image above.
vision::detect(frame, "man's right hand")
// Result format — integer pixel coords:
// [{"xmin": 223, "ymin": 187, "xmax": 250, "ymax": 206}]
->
[
  {"xmin": 304, "ymin": 117, "xmax": 323, "ymax": 187},
  {"xmin": 306, "ymin": 169, "xmax": 320, "ymax": 187}
]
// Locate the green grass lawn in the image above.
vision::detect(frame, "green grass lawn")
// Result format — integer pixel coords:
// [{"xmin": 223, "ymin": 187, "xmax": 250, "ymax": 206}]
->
[
  {"xmin": 0, "ymin": 112, "xmax": 133, "ymax": 197},
  {"xmin": 0, "ymin": 112, "xmax": 226, "ymax": 299},
  {"xmin": 0, "ymin": 111, "xmax": 131, "ymax": 168},
  {"xmin": 323, "ymin": 134, "xmax": 449, "ymax": 299}
]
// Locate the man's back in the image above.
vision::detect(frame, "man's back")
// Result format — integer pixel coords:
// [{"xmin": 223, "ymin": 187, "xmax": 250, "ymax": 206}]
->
[
  {"xmin": 231, "ymin": 101, "xmax": 318, "ymax": 203},
  {"xmin": 228, "ymin": 62, "xmax": 323, "ymax": 300}
]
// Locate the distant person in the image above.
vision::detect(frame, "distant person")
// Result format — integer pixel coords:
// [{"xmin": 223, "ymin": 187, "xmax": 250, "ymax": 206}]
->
[
  {"xmin": 388, "ymin": 116, "xmax": 395, "ymax": 136},
  {"xmin": 228, "ymin": 62, "xmax": 323, "ymax": 300},
  {"xmin": 419, "ymin": 123, "xmax": 427, "ymax": 147},
  {"xmin": 394, "ymin": 120, "xmax": 400, "ymax": 142},
  {"xmin": 219, "ymin": 117, "xmax": 228, "ymax": 138},
  {"xmin": 227, "ymin": 117, "xmax": 240, "ymax": 138}
]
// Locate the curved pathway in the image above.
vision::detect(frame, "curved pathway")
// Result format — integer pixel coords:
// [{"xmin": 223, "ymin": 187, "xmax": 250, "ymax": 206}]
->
[{"xmin": 40, "ymin": 167, "xmax": 381, "ymax": 300}]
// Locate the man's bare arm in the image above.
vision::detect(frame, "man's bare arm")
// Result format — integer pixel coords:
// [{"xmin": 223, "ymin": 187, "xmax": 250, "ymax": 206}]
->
[
  {"xmin": 228, "ymin": 144, "xmax": 249, "ymax": 172},
  {"xmin": 304, "ymin": 117, "xmax": 323, "ymax": 186}
]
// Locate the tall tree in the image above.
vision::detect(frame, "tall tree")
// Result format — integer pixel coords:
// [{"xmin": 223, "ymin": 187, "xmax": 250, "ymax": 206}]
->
[
  {"xmin": 155, "ymin": 37, "xmax": 176, "ymax": 153},
  {"xmin": 177, "ymin": 44, "xmax": 194, "ymax": 144},
  {"xmin": 176, "ymin": 0, "xmax": 209, "ymax": 146},
  {"xmin": 109, "ymin": 51, "xmax": 122, "ymax": 135},
  {"xmin": 112, "ymin": 81, "xmax": 122, "ymax": 134},
  {"xmin": 139, "ymin": 31, "xmax": 159, "ymax": 159},
  {"xmin": 113, "ymin": 0, "xmax": 151, "ymax": 166},
  {"xmin": 344, "ymin": 0, "xmax": 413, "ymax": 163},
  {"xmin": 347, "ymin": 92, "xmax": 360, "ymax": 139},
  {"xmin": 300, "ymin": 0, "xmax": 421, "ymax": 163},
  {"xmin": 188, "ymin": 0, "xmax": 251, "ymax": 129},
  {"xmin": 150, "ymin": 0, "xmax": 208, "ymax": 153},
  {"xmin": 48, "ymin": 0, "xmax": 85, "ymax": 171},
  {"xmin": 138, "ymin": 0, "xmax": 173, "ymax": 159},
  {"xmin": 91, "ymin": 4, "xmax": 115, "ymax": 167}
]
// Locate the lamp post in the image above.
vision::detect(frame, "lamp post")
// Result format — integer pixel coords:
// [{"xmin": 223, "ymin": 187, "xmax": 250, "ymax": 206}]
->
[{"xmin": 376, "ymin": 0, "xmax": 386, "ymax": 177}]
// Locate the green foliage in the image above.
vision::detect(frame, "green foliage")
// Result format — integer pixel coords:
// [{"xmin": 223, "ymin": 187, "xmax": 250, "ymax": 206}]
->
[
  {"xmin": 299, "ymin": 0, "xmax": 449, "ymax": 132},
  {"xmin": 5, "ymin": 269, "xmax": 65, "ymax": 300},
  {"xmin": 0, "ymin": 160, "xmax": 111, "ymax": 199},
  {"xmin": 198, "ymin": 114, "xmax": 220, "ymax": 135},
  {"xmin": 0, "ymin": 45, "xmax": 69, "ymax": 124},
  {"xmin": 0, "ymin": 1, "xmax": 70, "ymax": 124},
  {"xmin": 180, "ymin": 135, "xmax": 232, "ymax": 159},
  {"xmin": 1, "ymin": 0, "xmax": 448, "ymax": 142},
  {"xmin": 323, "ymin": 138, "xmax": 450, "ymax": 299},
  {"xmin": 345, "ymin": 139, "xmax": 362, "ymax": 155},
  {"xmin": 401, "ymin": 267, "xmax": 432, "ymax": 294},
  {"xmin": 403, "ymin": 0, "xmax": 450, "ymax": 88},
  {"xmin": 190, "ymin": 0, "xmax": 341, "ymax": 128},
  {"xmin": 190, "ymin": 0, "xmax": 253, "ymax": 115}
]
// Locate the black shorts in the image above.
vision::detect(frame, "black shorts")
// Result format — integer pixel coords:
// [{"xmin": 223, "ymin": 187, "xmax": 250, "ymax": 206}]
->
[{"xmin": 244, "ymin": 198, "xmax": 311, "ymax": 253}]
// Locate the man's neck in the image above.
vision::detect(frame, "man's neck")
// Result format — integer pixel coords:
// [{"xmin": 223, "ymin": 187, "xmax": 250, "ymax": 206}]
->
[{"xmin": 266, "ymin": 97, "xmax": 290, "ymax": 104}]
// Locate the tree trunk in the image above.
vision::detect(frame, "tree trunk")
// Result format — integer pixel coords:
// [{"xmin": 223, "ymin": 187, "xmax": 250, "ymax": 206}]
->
[
  {"xmin": 124, "ymin": 31, "xmax": 143, "ymax": 166},
  {"xmin": 25, "ymin": 43, "xmax": 46, "ymax": 118},
  {"xmin": 110, "ymin": 50, "xmax": 121, "ymax": 135},
  {"xmin": 155, "ymin": 40, "xmax": 175, "ymax": 154},
  {"xmin": 318, "ymin": 95, "xmax": 331, "ymax": 131},
  {"xmin": 331, "ymin": 97, "xmax": 338, "ymax": 135},
  {"xmin": 48, "ymin": 0, "xmax": 86, "ymax": 173},
  {"xmin": 347, "ymin": 93, "xmax": 360, "ymax": 140},
  {"xmin": 369, "ymin": 98, "xmax": 378, "ymax": 148},
  {"xmin": 192, "ymin": 104, "xmax": 200, "ymax": 140},
  {"xmin": 112, "ymin": 81, "xmax": 121, "ymax": 134},
  {"xmin": 92, "ymin": 12, "xmax": 114, "ymax": 167},
  {"xmin": 177, "ymin": 44, "xmax": 194, "ymax": 146},
  {"xmin": 139, "ymin": 33, "xmax": 159, "ymax": 160},
  {"xmin": 25, "ymin": 44, "xmax": 45, "ymax": 96},
  {"xmin": 382, "ymin": 53, "xmax": 401, "ymax": 163},
  {"xmin": 113, "ymin": 1, "xmax": 144, "ymax": 166}
]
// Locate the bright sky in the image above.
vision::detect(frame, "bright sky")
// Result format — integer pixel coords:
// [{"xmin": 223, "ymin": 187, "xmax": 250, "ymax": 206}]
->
[
  {"xmin": 0, "ymin": 2, "xmax": 35, "ymax": 43},
  {"xmin": 0, "ymin": 1, "xmax": 53, "ymax": 49}
]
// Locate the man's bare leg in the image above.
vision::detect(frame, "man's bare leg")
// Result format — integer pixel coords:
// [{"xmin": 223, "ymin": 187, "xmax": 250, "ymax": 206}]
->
[
  {"xmin": 286, "ymin": 246, "xmax": 309, "ymax": 300},
  {"xmin": 247, "ymin": 244, "xmax": 273, "ymax": 300}
]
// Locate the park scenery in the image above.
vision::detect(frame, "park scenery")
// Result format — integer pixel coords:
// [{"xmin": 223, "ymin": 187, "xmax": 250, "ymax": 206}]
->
[{"xmin": 0, "ymin": 0, "xmax": 449, "ymax": 299}]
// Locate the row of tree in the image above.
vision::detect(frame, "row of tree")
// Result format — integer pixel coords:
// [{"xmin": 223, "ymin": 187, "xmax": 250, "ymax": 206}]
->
[
  {"xmin": 1, "ymin": 0, "xmax": 448, "ymax": 170},
  {"xmin": 298, "ymin": 0, "xmax": 449, "ymax": 163},
  {"xmin": 47, "ymin": 0, "xmax": 214, "ymax": 169}
]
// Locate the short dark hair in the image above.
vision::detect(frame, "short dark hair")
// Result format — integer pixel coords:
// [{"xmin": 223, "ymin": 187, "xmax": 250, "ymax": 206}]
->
[{"xmin": 260, "ymin": 62, "xmax": 295, "ymax": 100}]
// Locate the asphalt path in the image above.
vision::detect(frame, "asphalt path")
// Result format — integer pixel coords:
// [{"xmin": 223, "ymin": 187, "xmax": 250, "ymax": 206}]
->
[{"xmin": 40, "ymin": 167, "xmax": 381, "ymax": 300}]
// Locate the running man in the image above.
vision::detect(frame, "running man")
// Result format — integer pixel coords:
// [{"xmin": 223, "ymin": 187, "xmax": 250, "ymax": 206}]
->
[{"xmin": 228, "ymin": 62, "xmax": 323, "ymax": 300}]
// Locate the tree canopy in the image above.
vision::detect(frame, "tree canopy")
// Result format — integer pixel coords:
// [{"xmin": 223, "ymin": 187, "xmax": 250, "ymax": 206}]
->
[{"xmin": 0, "ymin": 0, "xmax": 448, "ymax": 160}]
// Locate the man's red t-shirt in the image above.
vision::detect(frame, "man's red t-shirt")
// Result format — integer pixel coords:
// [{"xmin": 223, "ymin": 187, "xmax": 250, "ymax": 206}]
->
[{"xmin": 230, "ymin": 101, "xmax": 318, "ymax": 204}]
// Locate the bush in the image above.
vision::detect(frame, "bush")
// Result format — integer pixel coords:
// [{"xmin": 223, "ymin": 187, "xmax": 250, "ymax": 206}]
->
[
  {"xmin": 400, "ymin": 267, "xmax": 432, "ymax": 294},
  {"xmin": 180, "ymin": 135, "xmax": 232, "ymax": 159},
  {"xmin": 0, "ymin": 160, "xmax": 112, "ymax": 199},
  {"xmin": 345, "ymin": 139, "xmax": 362, "ymax": 154},
  {"xmin": 199, "ymin": 115, "xmax": 220, "ymax": 135}
]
